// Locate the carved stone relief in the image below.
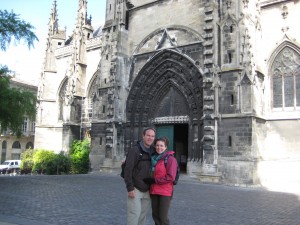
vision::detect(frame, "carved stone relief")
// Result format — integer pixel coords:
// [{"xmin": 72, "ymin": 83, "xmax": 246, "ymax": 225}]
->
[{"xmin": 128, "ymin": 56, "xmax": 202, "ymax": 120}]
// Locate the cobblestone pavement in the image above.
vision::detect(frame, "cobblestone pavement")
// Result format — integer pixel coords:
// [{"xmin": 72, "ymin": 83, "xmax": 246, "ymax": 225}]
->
[{"xmin": 0, "ymin": 173, "xmax": 300, "ymax": 225}]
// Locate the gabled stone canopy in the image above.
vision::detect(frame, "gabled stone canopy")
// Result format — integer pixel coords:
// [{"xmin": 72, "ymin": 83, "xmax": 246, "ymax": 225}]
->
[{"xmin": 133, "ymin": 26, "xmax": 203, "ymax": 55}]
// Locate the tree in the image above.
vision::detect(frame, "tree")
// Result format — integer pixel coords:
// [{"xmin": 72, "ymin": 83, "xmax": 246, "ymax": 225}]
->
[
  {"xmin": 0, "ymin": 76, "xmax": 36, "ymax": 136},
  {"xmin": 0, "ymin": 10, "xmax": 38, "ymax": 51},
  {"xmin": 0, "ymin": 10, "xmax": 38, "ymax": 136},
  {"xmin": 69, "ymin": 139, "xmax": 90, "ymax": 174}
]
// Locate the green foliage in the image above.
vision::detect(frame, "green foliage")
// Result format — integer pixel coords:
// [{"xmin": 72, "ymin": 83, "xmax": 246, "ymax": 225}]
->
[
  {"xmin": 54, "ymin": 152, "xmax": 71, "ymax": 175},
  {"xmin": 32, "ymin": 149, "xmax": 56, "ymax": 175},
  {"xmin": 0, "ymin": 65, "xmax": 11, "ymax": 77},
  {"xmin": 69, "ymin": 139, "xmax": 90, "ymax": 174},
  {"xmin": 19, "ymin": 139, "xmax": 91, "ymax": 175},
  {"xmin": 0, "ymin": 76, "xmax": 36, "ymax": 136},
  {"xmin": 0, "ymin": 10, "xmax": 38, "ymax": 51},
  {"xmin": 0, "ymin": 9, "xmax": 38, "ymax": 136},
  {"xmin": 29, "ymin": 150, "xmax": 69, "ymax": 175},
  {"xmin": 20, "ymin": 148, "xmax": 35, "ymax": 172}
]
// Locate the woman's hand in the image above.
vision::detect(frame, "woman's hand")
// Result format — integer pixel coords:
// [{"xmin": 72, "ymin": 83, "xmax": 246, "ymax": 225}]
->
[{"xmin": 128, "ymin": 190, "xmax": 135, "ymax": 198}]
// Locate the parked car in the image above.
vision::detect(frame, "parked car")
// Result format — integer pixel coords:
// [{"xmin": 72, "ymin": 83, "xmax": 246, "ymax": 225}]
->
[{"xmin": 0, "ymin": 160, "xmax": 22, "ymax": 174}]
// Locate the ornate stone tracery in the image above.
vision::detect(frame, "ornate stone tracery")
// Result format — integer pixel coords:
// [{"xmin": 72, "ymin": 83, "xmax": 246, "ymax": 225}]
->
[{"xmin": 271, "ymin": 46, "xmax": 300, "ymax": 108}]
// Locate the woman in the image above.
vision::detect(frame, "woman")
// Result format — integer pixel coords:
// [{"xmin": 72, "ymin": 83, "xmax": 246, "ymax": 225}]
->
[{"xmin": 143, "ymin": 137, "xmax": 178, "ymax": 225}]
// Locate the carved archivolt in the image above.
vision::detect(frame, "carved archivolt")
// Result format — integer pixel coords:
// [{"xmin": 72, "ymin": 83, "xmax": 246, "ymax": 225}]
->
[{"xmin": 126, "ymin": 49, "xmax": 203, "ymax": 125}]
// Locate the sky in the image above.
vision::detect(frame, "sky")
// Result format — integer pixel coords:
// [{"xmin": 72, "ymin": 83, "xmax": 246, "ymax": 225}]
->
[{"xmin": 0, "ymin": 0, "xmax": 106, "ymax": 85}]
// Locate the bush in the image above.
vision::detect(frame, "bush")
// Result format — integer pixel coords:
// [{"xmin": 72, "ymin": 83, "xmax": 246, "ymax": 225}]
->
[
  {"xmin": 54, "ymin": 152, "xmax": 70, "ymax": 174},
  {"xmin": 20, "ymin": 148, "xmax": 35, "ymax": 173},
  {"xmin": 69, "ymin": 139, "xmax": 90, "ymax": 174},
  {"xmin": 21, "ymin": 149, "xmax": 70, "ymax": 175},
  {"xmin": 32, "ymin": 149, "xmax": 57, "ymax": 175},
  {"xmin": 19, "ymin": 139, "xmax": 90, "ymax": 175}
]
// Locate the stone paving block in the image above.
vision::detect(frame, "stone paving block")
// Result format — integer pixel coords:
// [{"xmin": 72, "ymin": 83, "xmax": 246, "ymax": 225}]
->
[{"xmin": 0, "ymin": 173, "xmax": 300, "ymax": 225}]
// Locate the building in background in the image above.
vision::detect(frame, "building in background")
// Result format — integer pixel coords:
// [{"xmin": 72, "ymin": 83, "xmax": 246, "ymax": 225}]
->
[
  {"xmin": 35, "ymin": 0, "xmax": 300, "ymax": 193},
  {"xmin": 0, "ymin": 77, "xmax": 37, "ymax": 163}
]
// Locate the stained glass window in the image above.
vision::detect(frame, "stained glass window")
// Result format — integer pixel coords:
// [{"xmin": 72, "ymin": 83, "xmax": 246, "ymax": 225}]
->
[{"xmin": 271, "ymin": 47, "xmax": 300, "ymax": 109}]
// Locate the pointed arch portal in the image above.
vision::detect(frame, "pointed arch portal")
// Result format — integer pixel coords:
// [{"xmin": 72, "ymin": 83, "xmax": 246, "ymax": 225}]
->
[{"xmin": 125, "ymin": 49, "xmax": 204, "ymax": 162}]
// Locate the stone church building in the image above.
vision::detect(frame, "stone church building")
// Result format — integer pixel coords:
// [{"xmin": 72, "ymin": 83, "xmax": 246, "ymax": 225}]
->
[{"xmin": 35, "ymin": 0, "xmax": 300, "ymax": 191}]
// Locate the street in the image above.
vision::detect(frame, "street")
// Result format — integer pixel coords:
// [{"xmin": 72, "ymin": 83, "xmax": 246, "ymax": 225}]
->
[{"xmin": 0, "ymin": 173, "xmax": 299, "ymax": 225}]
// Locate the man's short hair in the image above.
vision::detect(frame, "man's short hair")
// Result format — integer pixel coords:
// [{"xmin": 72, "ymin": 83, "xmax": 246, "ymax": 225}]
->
[{"xmin": 143, "ymin": 127, "xmax": 156, "ymax": 135}]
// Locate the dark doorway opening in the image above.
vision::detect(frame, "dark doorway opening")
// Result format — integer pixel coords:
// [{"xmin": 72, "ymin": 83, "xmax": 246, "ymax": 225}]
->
[
  {"xmin": 174, "ymin": 124, "xmax": 188, "ymax": 172},
  {"xmin": 156, "ymin": 124, "xmax": 188, "ymax": 172}
]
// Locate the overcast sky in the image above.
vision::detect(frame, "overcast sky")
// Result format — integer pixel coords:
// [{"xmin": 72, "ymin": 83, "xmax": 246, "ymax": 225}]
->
[{"xmin": 0, "ymin": 0, "xmax": 106, "ymax": 85}]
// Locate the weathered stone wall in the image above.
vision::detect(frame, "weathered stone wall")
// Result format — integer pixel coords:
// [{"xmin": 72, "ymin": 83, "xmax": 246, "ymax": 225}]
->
[
  {"xmin": 218, "ymin": 117, "xmax": 300, "ymax": 187},
  {"xmin": 90, "ymin": 122, "xmax": 107, "ymax": 171},
  {"xmin": 256, "ymin": 120, "xmax": 300, "ymax": 193},
  {"xmin": 263, "ymin": 120, "xmax": 300, "ymax": 159},
  {"xmin": 130, "ymin": 0, "xmax": 157, "ymax": 7},
  {"xmin": 218, "ymin": 70, "xmax": 241, "ymax": 114},
  {"xmin": 127, "ymin": 0, "xmax": 205, "ymax": 55},
  {"xmin": 218, "ymin": 117, "xmax": 253, "ymax": 157},
  {"xmin": 217, "ymin": 116, "xmax": 254, "ymax": 184},
  {"xmin": 90, "ymin": 121, "xmax": 124, "ymax": 171},
  {"xmin": 34, "ymin": 127, "xmax": 63, "ymax": 153},
  {"xmin": 221, "ymin": 115, "xmax": 255, "ymax": 185},
  {"xmin": 218, "ymin": 159, "xmax": 258, "ymax": 185},
  {"xmin": 257, "ymin": 1, "xmax": 300, "ymax": 76}
]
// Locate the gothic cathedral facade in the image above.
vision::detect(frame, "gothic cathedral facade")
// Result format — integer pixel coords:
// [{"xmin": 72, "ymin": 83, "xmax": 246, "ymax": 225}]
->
[{"xmin": 35, "ymin": 0, "xmax": 300, "ymax": 189}]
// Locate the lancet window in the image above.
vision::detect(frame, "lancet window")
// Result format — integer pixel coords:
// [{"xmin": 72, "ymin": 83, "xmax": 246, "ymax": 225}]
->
[{"xmin": 271, "ymin": 47, "xmax": 300, "ymax": 109}]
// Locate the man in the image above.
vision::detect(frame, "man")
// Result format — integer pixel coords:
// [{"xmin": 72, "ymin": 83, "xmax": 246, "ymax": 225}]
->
[{"xmin": 124, "ymin": 127, "xmax": 156, "ymax": 225}]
